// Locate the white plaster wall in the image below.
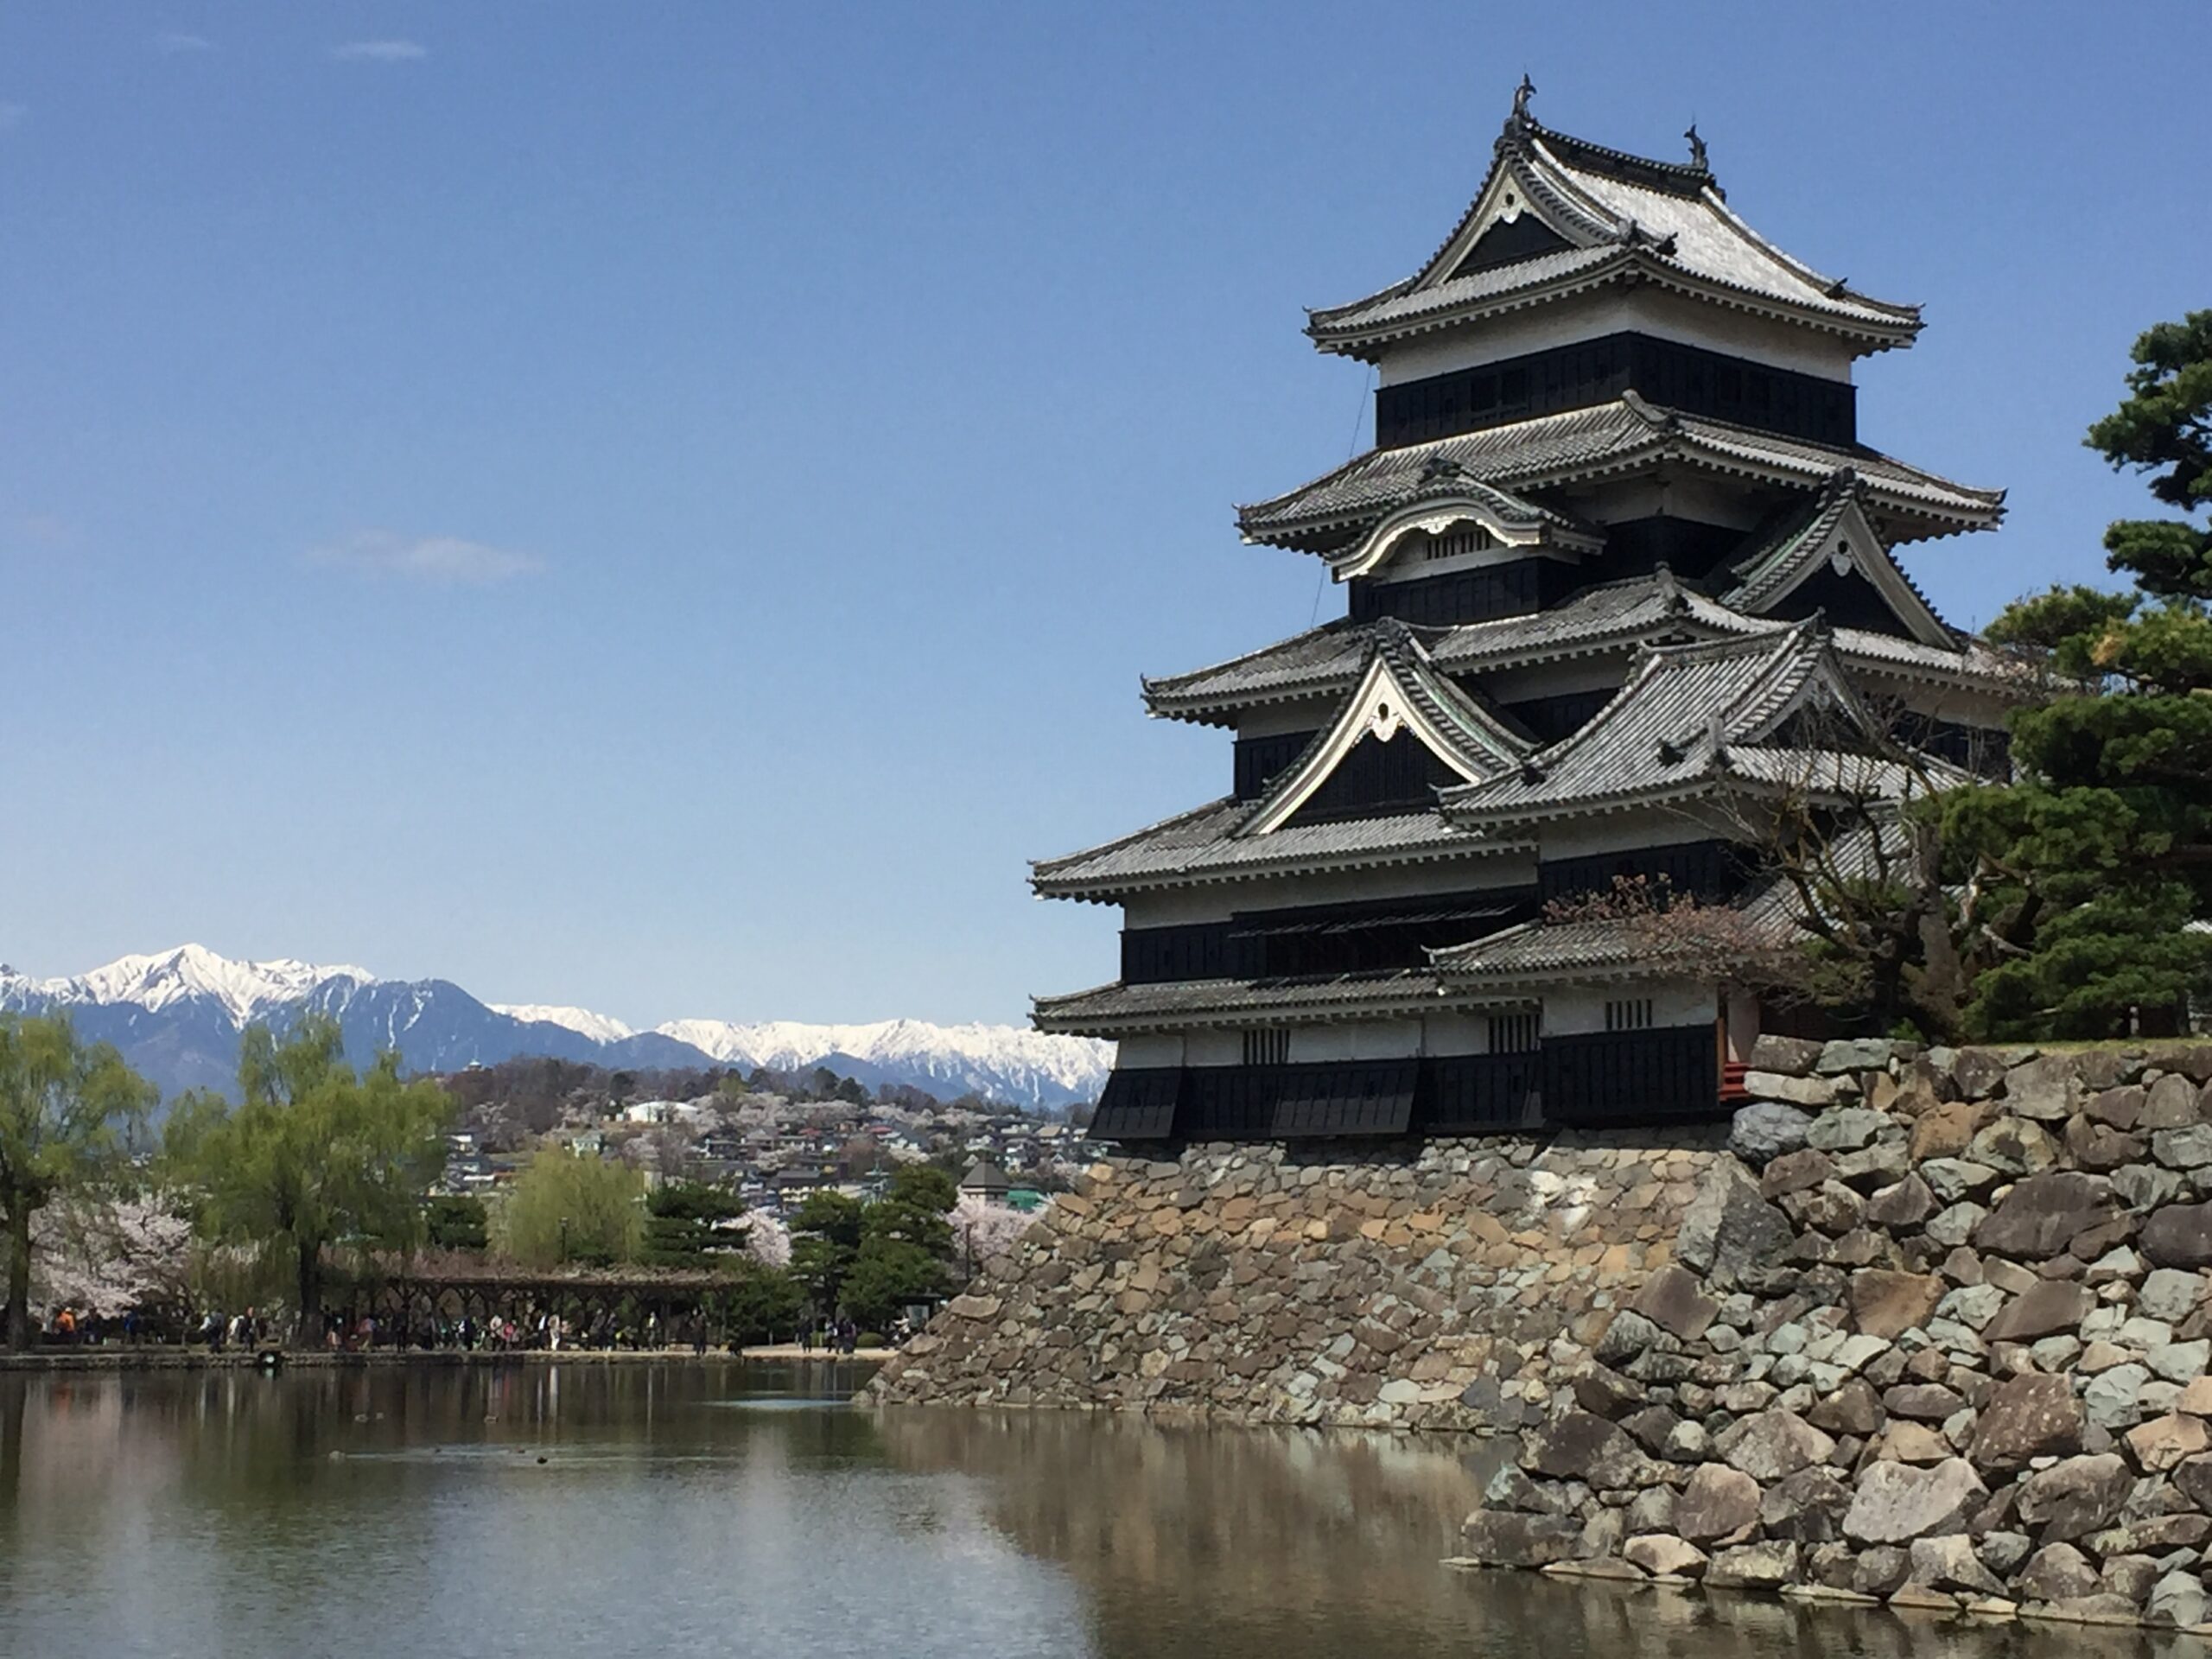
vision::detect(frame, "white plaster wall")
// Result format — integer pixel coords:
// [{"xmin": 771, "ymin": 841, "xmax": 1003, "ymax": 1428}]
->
[
  {"xmin": 1536, "ymin": 811, "xmax": 1728, "ymax": 861},
  {"xmin": 1479, "ymin": 659, "xmax": 1630, "ymax": 702},
  {"xmin": 1233, "ymin": 699, "xmax": 1337, "ymax": 741},
  {"xmin": 1373, "ymin": 287, "xmax": 1859, "ymax": 387},
  {"xmin": 1185, "ymin": 1029, "xmax": 1242, "ymax": 1067},
  {"xmin": 1116, "ymin": 1033, "xmax": 1184, "ymax": 1069},
  {"xmin": 1120, "ymin": 890, "xmax": 1236, "ymax": 928},
  {"xmin": 1240, "ymin": 1015, "xmax": 1518, "ymax": 1063},
  {"xmin": 1119, "ymin": 856, "xmax": 1541, "ymax": 929},
  {"xmin": 1286, "ymin": 1025, "xmax": 1353, "ymax": 1063},
  {"xmin": 1543, "ymin": 981, "xmax": 1717, "ymax": 1035},
  {"xmin": 1562, "ymin": 474, "xmax": 1766, "ymax": 531},
  {"xmin": 1423, "ymin": 1012, "xmax": 1492, "ymax": 1056}
]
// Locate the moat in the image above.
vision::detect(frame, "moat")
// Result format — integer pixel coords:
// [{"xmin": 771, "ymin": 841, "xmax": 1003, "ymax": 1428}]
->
[{"xmin": 0, "ymin": 1363, "xmax": 2168, "ymax": 1659}]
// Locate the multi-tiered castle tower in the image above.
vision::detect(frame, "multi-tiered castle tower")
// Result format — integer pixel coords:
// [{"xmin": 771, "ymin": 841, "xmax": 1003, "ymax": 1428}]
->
[{"xmin": 1039, "ymin": 90, "xmax": 2025, "ymax": 1141}]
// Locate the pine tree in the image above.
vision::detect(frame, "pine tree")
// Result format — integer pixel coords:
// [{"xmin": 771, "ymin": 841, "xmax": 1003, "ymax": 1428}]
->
[{"xmin": 1938, "ymin": 313, "xmax": 2212, "ymax": 1037}]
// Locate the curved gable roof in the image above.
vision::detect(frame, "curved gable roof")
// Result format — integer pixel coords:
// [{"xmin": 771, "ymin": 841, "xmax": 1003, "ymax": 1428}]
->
[{"xmin": 1308, "ymin": 103, "xmax": 1922, "ymax": 359}]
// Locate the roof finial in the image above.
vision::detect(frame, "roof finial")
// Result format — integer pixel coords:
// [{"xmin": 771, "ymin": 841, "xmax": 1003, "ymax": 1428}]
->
[
  {"xmin": 1512, "ymin": 73, "xmax": 1536, "ymax": 123},
  {"xmin": 1684, "ymin": 122, "xmax": 1707, "ymax": 169}
]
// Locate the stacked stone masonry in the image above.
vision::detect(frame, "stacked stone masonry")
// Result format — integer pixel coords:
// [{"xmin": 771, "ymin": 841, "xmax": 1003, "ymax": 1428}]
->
[{"xmin": 868, "ymin": 1037, "xmax": 2212, "ymax": 1631}]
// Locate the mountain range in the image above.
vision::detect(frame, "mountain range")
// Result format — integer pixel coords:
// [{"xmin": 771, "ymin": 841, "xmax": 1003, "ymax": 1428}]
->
[{"xmin": 0, "ymin": 944, "xmax": 1112, "ymax": 1111}]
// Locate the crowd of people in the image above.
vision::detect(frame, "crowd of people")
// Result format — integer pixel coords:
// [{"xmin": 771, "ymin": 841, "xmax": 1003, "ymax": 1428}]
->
[{"xmin": 34, "ymin": 1300, "xmax": 898, "ymax": 1355}]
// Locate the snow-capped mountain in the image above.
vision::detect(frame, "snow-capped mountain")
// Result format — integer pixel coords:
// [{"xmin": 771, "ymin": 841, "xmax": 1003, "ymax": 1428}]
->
[
  {"xmin": 656, "ymin": 1017, "xmax": 1109, "ymax": 1109},
  {"xmin": 19, "ymin": 944, "xmax": 374, "ymax": 1025},
  {"xmin": 0, "ymin": 945, "xmax": 1111, "ymax": 1110},
  {"xmin": 489, "ymin": 1003, "xmax": 637, "ymax": 1045}
]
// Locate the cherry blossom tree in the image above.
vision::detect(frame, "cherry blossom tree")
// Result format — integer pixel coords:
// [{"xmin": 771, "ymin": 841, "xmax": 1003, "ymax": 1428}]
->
[
  {"xmin": 30, "ymin": 1194, "xmax": 194, "ymax": 1321},
  {"xmin": 950, "ymin": 1193, "xmax": 1044, "ymax": 1271}
]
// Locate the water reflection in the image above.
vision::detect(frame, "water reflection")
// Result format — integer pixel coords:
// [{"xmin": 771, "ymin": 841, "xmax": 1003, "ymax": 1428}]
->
[{"xmin": 0, "ymin": 1368, "xmax": 2165, "ymax": 1659}]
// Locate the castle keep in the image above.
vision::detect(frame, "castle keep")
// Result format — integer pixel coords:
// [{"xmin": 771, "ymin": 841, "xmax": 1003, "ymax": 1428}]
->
[{"xmin": 1035, "ymin": 90, "xmax": 2027, "ymax": 1140}]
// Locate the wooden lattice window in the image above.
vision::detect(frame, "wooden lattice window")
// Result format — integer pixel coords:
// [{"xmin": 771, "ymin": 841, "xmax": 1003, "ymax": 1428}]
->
[
  {"xmin": 1487, "ymin": 1011, "xmax": 1540, "ymax": 1054},
  {"xmin": 1242, "ymin": 1028, "xmax": 1289, "ymax": 1066}
]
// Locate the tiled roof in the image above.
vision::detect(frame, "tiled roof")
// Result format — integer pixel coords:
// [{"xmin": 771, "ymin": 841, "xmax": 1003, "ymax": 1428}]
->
[
  {"xmin": 1033, "ymin": 969, "xmax": 1471, "ymax": 1034},
  {"xmin": 1307, "ymin": 113, "xmax": 1920, "ymax": 357},
  {"xmin": 1719, "ymin": 471, "xmax": 1952, "ymax": 645},
  {"xmin": 1235, "ymin": 622, "xmax": 1534, "ymax": 836},
  {"xmin": 1427, "ymin": 916, "xmax": 1732, "ymax": 982},
  {"xmin": 1236, "ymin": 397, "xmax": 2004, "ymax": 550},
  {"xmin": 1141, "ymin": 570, "xmax": 2033, "ymax": 725},
  {"xmin": 1327, "ymin": 467, "xmax": 1605, "ymax": 578},
  {"xmin": 1438, "ymin": 621, "xmax": 1885, "ymax": 825},
  {"xmin": 1429, "ymin": 823, "xmax": 1892, "ymax": 986},
  {"xmin": 1031, "ymin": 798, "xmax": 1527, "ymax": 902}
]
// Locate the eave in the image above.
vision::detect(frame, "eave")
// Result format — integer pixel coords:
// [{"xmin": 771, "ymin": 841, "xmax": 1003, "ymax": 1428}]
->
[{"xmin": 1307, "ymin": 248, "xmax": 1921, "ymax": 364}]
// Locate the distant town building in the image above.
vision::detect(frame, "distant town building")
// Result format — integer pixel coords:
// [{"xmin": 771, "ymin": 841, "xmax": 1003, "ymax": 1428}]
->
[
  {"xmin": 1039, "ymin": 90, "xmax": 2025, "ymax": 1141},
  {"xmin": 959, "ymin": 1159, "xmax": 1013, "ymax": 1204}
]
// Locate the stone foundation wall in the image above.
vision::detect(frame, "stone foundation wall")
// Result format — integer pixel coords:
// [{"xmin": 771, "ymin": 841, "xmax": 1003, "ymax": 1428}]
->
[
  {"xmin": 868, "ymin": 1133, "xmax": 1729, "ymax": 1429},
  {"xmin": 1455, "ymin": 1036, "xmax": 2212, "ymax": 1631},
  {"xmin": 871, "ymin": 1034, "xmax": 2212, "ymax": 1629}
]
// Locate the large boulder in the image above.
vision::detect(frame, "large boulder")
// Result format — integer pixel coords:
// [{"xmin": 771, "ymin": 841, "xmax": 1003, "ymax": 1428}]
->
[
  {"xmin": 2141, "ymin": 1203, "xmax": 2212, "ymax": 1269},
  {"xmin": 1729, "ymin": 1102, "xmax": 1813, "ymax": 1166},
  {"xmin": 1623, "ymin": 1535, "xmax": 1707, "ymax": 1579},
  {"xmin": 2148, "ymin": 1570, "xmax": 2209, "ymax": 1630},
  {"xmin": 1841, "ymin": 1458, "xmax": 1988, "ymax": 1545},
  {"xmin": 2084, "ymin": 1364, "xmax": 2151, "ymax": 1433},
  {"xmin": 1676, "ymin": 1163, "xmax": 1794, "ymax": 1286},
  {"xmin": 2171, "ymin": 1453, "xmax": 2212, "ymax": 1510},
  {"xmin": 1528, "ymin": 1412, "xmax": 1653, "ymax": 1489},
  {"xmin": 1818, "ymin": 1037, "xmax": 1896, "ymax": 1075},
  {"xmin": 2140, "ymin": 1268, "xmax": 2208, "ymax": 1324},
  {"xmin": 1717, "ymin": 1409, "xmax": 1835, "ymax": 1482},
  {"xmin": 1807, "ymin": 1108, "xmax": 1888, "ymax": 1153},
  {"xmin": 1459, "ymin": 1510, "xmax": 1583, "ymax": 1567},
  {"xmin": 1864, "ymin": 1174, "xmax": 1936, "ymax": 1230},
  {"xmin": 1910, "ymin": 1099, "xmax": 1982, "ymax": 1162},
  {"xmin": 1848, "ymin": 1268, "xmax": 1945, "ymax": 1339},
  {"xmin": 1748, "ymin": 1033, "xmax": 1824, "ymax": 1076},
  {"xmin": 1969, "ymin": 1374, "xmax": 2083, "ymax": 1471},
  {"xmin": 2003, "ymin": 1054, "xmax": 2084, "ymax": 1120},
  {"xmin": 1675, "ymin": 1462, "xmax": 1763, "ymax": 1544},
  {"xmin": 1571, "ymin": 1364, "xmax": 1646, "ymax": 1421},
  {"xmin": 2012, "ymin": 1454, "xmax": 2133, "ymax": 1541},
  {"xmin": 1808, "ymin": 1376, "xmax": 1885, "ymax": 1437},
  {"xmin": 1628, "ymin": 1263, "xmax": 1718, "ymax": 1342},
  {"xmin": 1972, "ymin": 1172, "xmax": 2120, "ymax": 1259},
  {"xmin": 2144, "ymin": 1071, "xmax": 2206, "ymax": 1129},
  {"xmin": 1982, "ymin": 1280, "xmax": 2094, "ymax": 1344},
  {"xmin": 1759, "ymin": 1147, "xmax": 1838, "ymax": 1198},
  {"xmin": 1968, "ymin": 1117, "xmax": 2060, "ymax": 1176},
  {"xmin": 1759, "ymin": 1466, "xmax": 1854, "ymax": 1543},
  {"xmin": 2123, "ymin": 1412, "xmax": 2210, "ymax": 1473},
  {"xmin": 1907, "ymin": 1534, "xmax": 2005, "ymax": 1596},
  {"xmin": 1704, "ymin": 1541, "xmax": 1800, "ymax": 1591},
  {"xmin": 2016, "ymin": 1541, "xmax": 2101, "ymax": 1603}
]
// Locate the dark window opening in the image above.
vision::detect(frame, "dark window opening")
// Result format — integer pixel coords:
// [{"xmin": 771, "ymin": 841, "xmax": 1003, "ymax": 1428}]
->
[{"xmin": 1373, "ymin": 332, "xmax": 1856, "ymax": 449}]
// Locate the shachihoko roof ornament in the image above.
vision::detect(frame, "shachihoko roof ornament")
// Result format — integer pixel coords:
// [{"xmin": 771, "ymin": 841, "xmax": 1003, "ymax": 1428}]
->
[{"xmin": 1305, "ymin": 88, "xmax": 1923, "ymax": 361}]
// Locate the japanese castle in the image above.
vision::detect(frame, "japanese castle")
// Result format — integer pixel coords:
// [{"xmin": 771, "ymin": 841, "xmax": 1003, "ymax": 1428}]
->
[{"xmin": 1039, "ymin": 87, "xmax": 2023, "ymax": 1141}]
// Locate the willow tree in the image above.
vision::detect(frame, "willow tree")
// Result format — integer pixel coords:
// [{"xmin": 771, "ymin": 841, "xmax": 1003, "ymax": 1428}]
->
[
  {"xmin": 164, "ymin": 1014, "xmax": 452, "ymax": 1344},
  {"xmin": 493, "ymin": 1148, "xmax": 644, "ymax": 1268},
  {"xmin": 0, "ymin": 1014, "xmax": 156, "ymax": 1350}
]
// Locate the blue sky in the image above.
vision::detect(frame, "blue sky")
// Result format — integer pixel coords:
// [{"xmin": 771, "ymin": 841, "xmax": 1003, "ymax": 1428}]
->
[{"xmin": 2, "ymin": 3, "xmax": 2205, "ymax": 1028}]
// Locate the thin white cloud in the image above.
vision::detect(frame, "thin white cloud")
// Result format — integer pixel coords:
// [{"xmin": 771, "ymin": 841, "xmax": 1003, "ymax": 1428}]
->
[
  {"xmin": 307, "ymin": 531, "xmax": 542, "ymax": 586},
  {"xmin": 151, "ymin": 31, "xmax": 213, "ymax": 54},
  {"xmin": 331, "ymin": 40, "xmax": 426, "ymax": 63}
]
